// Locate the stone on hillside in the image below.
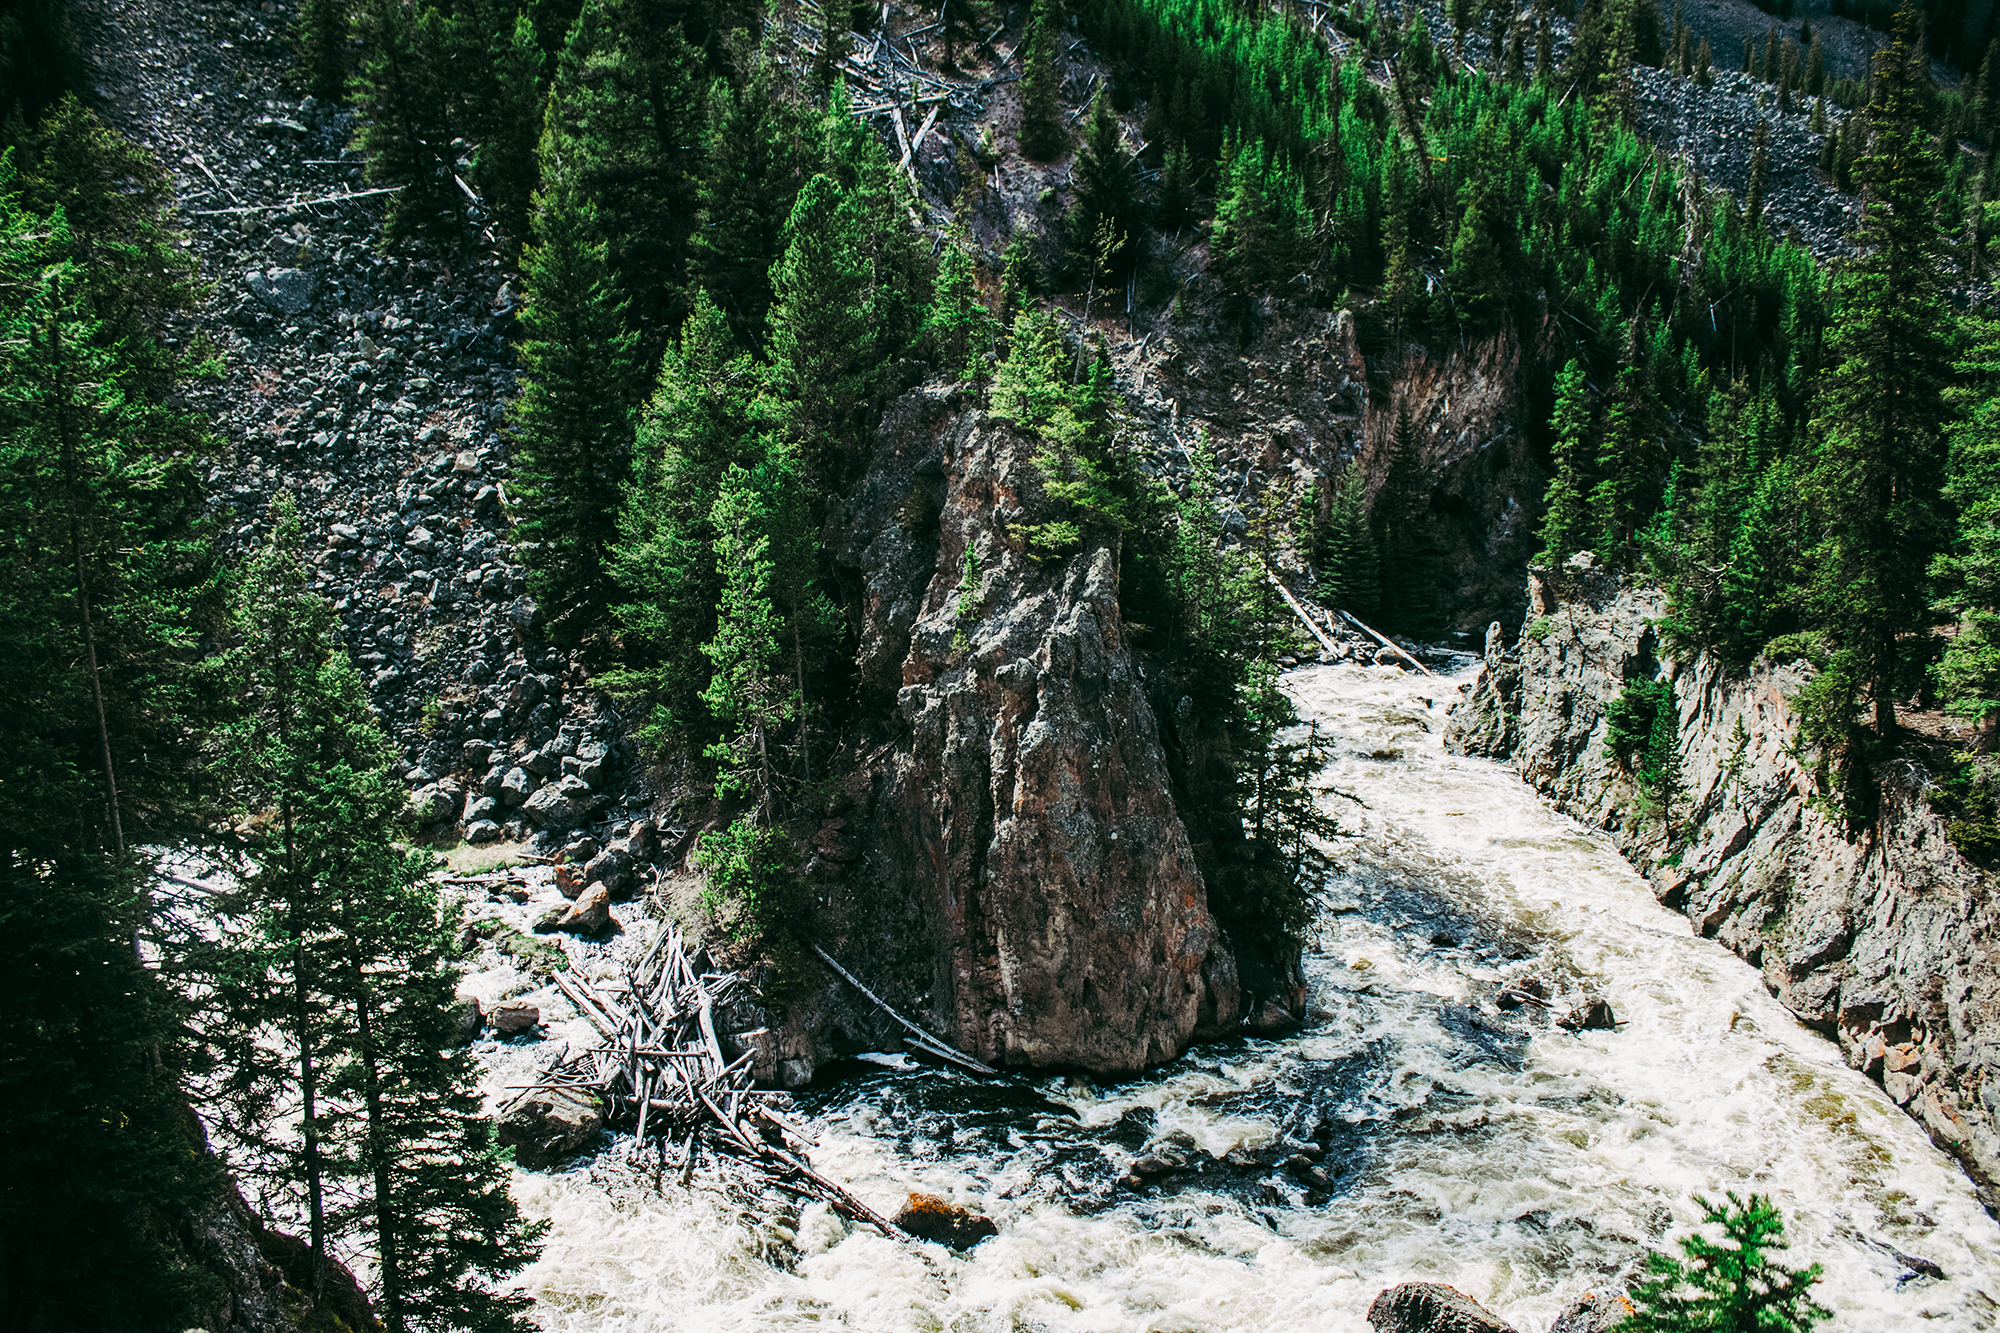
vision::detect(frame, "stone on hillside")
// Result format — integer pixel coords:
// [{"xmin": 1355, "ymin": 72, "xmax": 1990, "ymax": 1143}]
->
[
  {"xmin": 522, "ymin": 774, "xmax": 591, "ymax": 830},
  {"xmin": 465, "ymin": 795, "xmax": 500, "ymax": 824},
  {"xmin": 1366, "ymin": 1283, "xmax": 1518, "ymax": 1333},
  {"xmin": 499, "ymin": 765, "xmax": 535, "ymax": 806},
  {"xmin": 409, "ymin": 783, "xmax": 455, "ymax": 823},
  {"xmin": 496, "ymin": 1086, "xmax": 603, "ymax": 1168},
  {"xmin": 246, "ymin": 266, "xmax": 313, "ymax": 314},
  {"xmin": 490, "ymin": 999, "xmax": 539, "ymax": 1035},
  {"xmin": 894, "ymin": 1193, "xmax": 998, "ymax": 1248},
  {"xmin": 465, "ymin": 818, "xmax": 502, "ymax": 844},
  {"xmin": 583, "ymin": 846, "xmax": 633, "ymax": 896}
]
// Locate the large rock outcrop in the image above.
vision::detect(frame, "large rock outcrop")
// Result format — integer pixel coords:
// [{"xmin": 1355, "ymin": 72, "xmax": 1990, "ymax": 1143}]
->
[
  {"xmin": 1446, "ymin": 566, "xmax": 2000, "ymax": 1212},
  {"xmin": 774, "ymin": 389, "xmax": 1243, "ymax": 1078}
]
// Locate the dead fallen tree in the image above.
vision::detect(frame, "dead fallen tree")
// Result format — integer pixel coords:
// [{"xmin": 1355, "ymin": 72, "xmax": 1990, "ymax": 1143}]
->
[{"xmin": 515, "ymin": 925, "xmax": 907, "ymax": 1238}]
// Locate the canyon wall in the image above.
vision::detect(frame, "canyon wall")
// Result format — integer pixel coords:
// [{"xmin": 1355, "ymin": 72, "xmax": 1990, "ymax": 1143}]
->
[
  {"xmin": 1446, "ymin": 566, "xmax": 2000, "ymax": 1213},
  {"xmin": 765, "ymin": 389, "xmax": 1247, "ymax": 1081}
]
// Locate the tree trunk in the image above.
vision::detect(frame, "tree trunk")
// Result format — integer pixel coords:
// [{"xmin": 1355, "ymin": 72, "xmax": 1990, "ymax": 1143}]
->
[{"xmin": 348, "ymin": 939, "xmax": 405, "ymax": 1331}]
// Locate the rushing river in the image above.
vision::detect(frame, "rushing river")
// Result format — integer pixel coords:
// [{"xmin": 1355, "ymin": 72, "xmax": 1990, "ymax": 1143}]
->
[{"xmin": 509, "ymin": 661, "xmax": 2000, "ymax": 1331}]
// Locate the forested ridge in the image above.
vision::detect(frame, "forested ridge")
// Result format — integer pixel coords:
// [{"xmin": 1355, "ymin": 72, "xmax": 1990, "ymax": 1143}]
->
[{"xmin": 8, "ymin": 0, "xmax": 2000, "ymax": 1319}]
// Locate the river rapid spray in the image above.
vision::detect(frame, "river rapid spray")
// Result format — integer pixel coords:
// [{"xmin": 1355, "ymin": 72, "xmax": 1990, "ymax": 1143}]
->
[{"xmin": 504, "ymin": 661, "xmax": 2000, "ymax": 1332}]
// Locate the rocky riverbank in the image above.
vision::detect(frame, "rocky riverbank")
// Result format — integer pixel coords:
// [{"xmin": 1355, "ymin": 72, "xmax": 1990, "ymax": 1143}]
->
[{"xmin": 1445, "ymin": 565, "xmax": 2000, "ymax": 1214}]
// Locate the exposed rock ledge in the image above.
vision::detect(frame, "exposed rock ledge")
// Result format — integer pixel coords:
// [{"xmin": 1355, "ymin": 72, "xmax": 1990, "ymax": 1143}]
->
[
  {"xmin": 1445, "ymin": 567, "xmax": 2000, "ymax": 1214},
  {"xmin": 762, "ymin": 389, "xmax": 1250, "ymax": 1082}
]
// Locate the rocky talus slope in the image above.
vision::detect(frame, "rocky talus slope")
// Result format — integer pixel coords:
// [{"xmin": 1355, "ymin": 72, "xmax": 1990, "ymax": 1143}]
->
[{"xmin": 1446, "ymin": 568, "xmax": 2000, "ymax": 1213}]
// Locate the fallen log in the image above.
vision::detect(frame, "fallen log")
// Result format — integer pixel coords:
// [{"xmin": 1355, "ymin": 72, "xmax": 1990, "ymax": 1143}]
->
[{"xmin": 510, "ymin": 924, "xmax": 913, "ymax": 1240}]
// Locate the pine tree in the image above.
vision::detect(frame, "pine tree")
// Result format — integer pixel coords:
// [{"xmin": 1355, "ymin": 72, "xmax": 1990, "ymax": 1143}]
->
[
  {"xmin": 0, "ymin": 147, "xmax": 221, "ymax": 1331},
  {"xmin": 212, "ymin": 498, "xmax": 542, "ymax": 1329},
  {"xmin": 1539, "ymin": 358, "xmax": 1596, "ymax": 566},
  {"xmin": 293, "ymin": 0, "xmax": 350, "ymax": 104},
  {"xmin": 1066, "ymin": 88, "xmax": 1143, "ymax": 284},
  {"xmin": 1017, "ymin": 0, "xmax": 1067, "ymax": 160},
  {"xmin": 350, "ymin": 0, "xmax": 463, "ymax": 242},
  {"xmin": 1625, "ymin": 1194, "xmax": 1830, "ymax": 1333},
  {"xmin": 1592, "ymin": 315, "xmax": 1657, "ymax": 557},
  {"xmin": 538, "ymin": 0, "xmax": 704, "ymax": 367},
  {"xmin": 466, "ymin": 9, "xmax": 544, "ymax": 251},
  {"xmin": 607, "ymin": 291, "xmax": 759, "ymax": 751},
  {"xmin": 1447, "ymin": 174, "xmax": 1512, "ymax": 331},
  {"xmin": 508, "ymin": 178, "xmax": 640, "ymax": 643},
  {"xmin": 690, "ymin": 67, "xmax": 810, "ymax": 351},
  {"xmin": 1807, "ymin": 3, "xmax": 1953, "ymax": 737},
  {"xmin": 1158, "ymin": 140, "xmax": 1197, "ymax": 231},
  {"xmin": 1317, "ymin": 464, "xmax": 1381, "ymax": 618},
  {"xmin": 1373, "ymin": 405, "xmax": 1445, "ymax": 636},
  {"xmin": 1745, "ymin": 119, "xmax": 1771, "ymax": 227},
  {"xmin": 1930, "ymin": 302, "xmax": 2000, "ymax": 727},
  {"xmin": 922, "ymin": 225, "xmax": 997, "ymax": 379},
  {"xmin": 816, "ymin": 81, "xmax": 932, "ymax": 359},
  {"xmin": 765, "ymin": 171, "xmax": 878, "ymax": 481}
]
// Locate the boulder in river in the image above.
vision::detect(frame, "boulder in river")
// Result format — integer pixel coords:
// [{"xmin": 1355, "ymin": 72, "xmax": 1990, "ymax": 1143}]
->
[
  {"xmin": 893, "ymin": 1193, "xmax": 998, "ymax": 1248},
  {"xmin": 496, "ymin": 1086, "xmax": 604, "ymax": 1168},
  {"xmin": 490, "ymin": 999, "xmax": 539, "ymax": 1035},
  {"xmin": 1366, "ymin": 1282, "xmax": 1518, "ymax": 1333},
  {"xmin": 1550, "ymin": 1288, "xmax": 1633, "ymax": 1332},
  {"xmin": 1558, "ymin": 998, "xmax": 1619, "ymax": 1031}
]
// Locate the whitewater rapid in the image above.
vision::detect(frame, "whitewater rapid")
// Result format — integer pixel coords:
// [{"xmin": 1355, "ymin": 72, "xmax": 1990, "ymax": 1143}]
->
[{"xmin": 509, "ymin": 661, "xmax": 2000, "ymax": 1331}]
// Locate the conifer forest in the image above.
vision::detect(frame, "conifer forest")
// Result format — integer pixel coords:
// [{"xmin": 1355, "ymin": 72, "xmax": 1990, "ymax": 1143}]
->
[{"xmin": 7, "ymin": 0, "xmax": 2000, "ymax": 1322}]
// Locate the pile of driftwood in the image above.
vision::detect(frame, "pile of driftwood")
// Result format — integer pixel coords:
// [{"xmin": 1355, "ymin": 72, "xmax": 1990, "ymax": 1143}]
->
[{"xmin": 528, "ymin": 925, "xmax": 909, "ymax": 1237}]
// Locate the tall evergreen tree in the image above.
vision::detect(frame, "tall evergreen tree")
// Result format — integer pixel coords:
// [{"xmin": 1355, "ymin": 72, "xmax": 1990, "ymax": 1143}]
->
[
  {"xmin": 689, "ymin": 66, "xmax": 810, "ymax": 351},
  {"xmin": 0, "ymin": 143, "xmax": 221, "ymax": 1332},
  {"xmin": 1316, "ymin": 464, "xmax": 1381, "ymax": 618},
  {"xmin": 765, "ymin": 171, "xmax": 877, "ymax": 481},
  {"xmin": 817, "ymin": 81, "xmax": 932, "ymax": 361},
  {"xmin": 293, "ymin": 0, "xmax": 351, "ymax": 105},
  {"xmin": 508, "ymin": 178, "xmax": 640, "ymax": 643},
  {"xmin": 1066, "ymin": 89, "xmax": 1143, "ymax": 284},
  {"xmin": 1017, "ymin": 0, "xmax": 1067, "ymax": 160},
  {"xmin": 607, "ymin": 291, "xmax": 759, "ymax": 749},
  {"xmin": 1539, "ymin": 357, "xmax": 1596, "ymax": 567},
  {"xmin": 922, "ymin": 225, "xmax": 998, "ymax": 379},
  {"xmin": 1806, "ymin": 3, "xmax": 1953, "ymax": 737},
  {"xmin": 538, "ymin": 0, "xmax": 704, "ymax": 367},
  {"xmin": 350, "ymin": 0, "xmax": 463, "ymax": 242},
  {"xmin": 466, "ymin": 8, "xmax": 544, "ymax": 251},
  {"xmin": 1930, "ymin": 297, "xmax": 2000, "ymax": 727},
  {"xmin": 211, "ymin": 497, "xmax": 542, "ymax": 1328},
  {"xmin": 1592, "ymin": 316, "xmax": 1658, "ymax": 557},
  {"xmin": 1373, "ymin": 405, "xmax": 1445, "ymax": 635}
]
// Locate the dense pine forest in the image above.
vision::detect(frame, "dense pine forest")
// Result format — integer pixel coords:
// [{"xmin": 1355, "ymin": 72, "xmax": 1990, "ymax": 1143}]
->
[{"xmin": 8, "ymin": 0, "xmax": 2000, "ymax": 1318}]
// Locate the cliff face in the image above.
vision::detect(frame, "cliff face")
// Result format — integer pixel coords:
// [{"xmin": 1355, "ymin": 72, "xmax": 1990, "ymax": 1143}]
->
[
  {"xmin": 1446, "ymin": 569, "xmax": 2000, "ymax": 1213},
  {"xmin": 769, "ymin": 389, "xmax": 1242, "ymax": 1079}
]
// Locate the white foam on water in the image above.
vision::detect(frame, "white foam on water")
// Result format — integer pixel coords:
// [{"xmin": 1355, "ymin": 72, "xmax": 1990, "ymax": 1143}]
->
[{"xmin": 511, "ymin": 661, "xmax": 2000, "ymax": 1331}]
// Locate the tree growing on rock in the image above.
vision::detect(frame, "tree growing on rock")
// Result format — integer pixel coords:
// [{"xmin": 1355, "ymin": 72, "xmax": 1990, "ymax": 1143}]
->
[
  {"xmin": 1017, "ymin": 0, "xmax": 1067, "ymax": 160},
  {"xmin": 1805, "ymin": 4, "xmax": 1953, "ymax": 741},
  {"xmin": 765, "ymin": 171, "xmax": 877, "ymax": 483},
  {"xmin": 350, "ymin": 0, "xmax": 464, "ymax": 243},
  {"xmin": 1539, "ymin": 358, "xmax": 1596, "ymax": 568}
]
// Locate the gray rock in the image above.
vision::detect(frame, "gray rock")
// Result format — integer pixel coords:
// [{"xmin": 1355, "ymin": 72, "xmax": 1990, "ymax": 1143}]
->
[
  {"xmin": 1550, "ymin": 1289, "xmax": 1633, "ymax": 1333},
  {"xmin": 465, "ymin": 818, "xmax": 502, "ymax": 844},
  {"xmin": 582, "ymin": 846, "xmax": 634, "ymax": 896},
  {"xmin": 489, "ymin": 999, "xmax": 539, "ymax": 1035},
  {"xmin": 405, "ymin": 525, "xmax": 435, "ymax": 555},
  {"xmin": 557, "ymin": 884, "xmax": 611, "ymax": 934},
  {"xmin": 246, "ymin": 266, "xmax": 313, "ymax": 314},
  {"xmin": 464, "ymin": 795, "xmax": 500, "ymax": 824},
  {"xmin": 522, "ymin": 774, "xmax": 591, "ymax": 830},
  {"xmin": 1366, "ymin": 1283, "xmax": 1518, "ymax": 1333},
  {"xmin": 409, "ymin": 783, "xmax": 455, "ymax": 823},
  {"xmin": 499, "ymin": 766, "xmax": 535, "ymax": 807},
  {"xmin": 496, "ymin": 1086, "xmax": 603, "ymax": 1169},
  {"xmin": 451, "ymin": 995, "xmax": 484, "ymax": 1044}
]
